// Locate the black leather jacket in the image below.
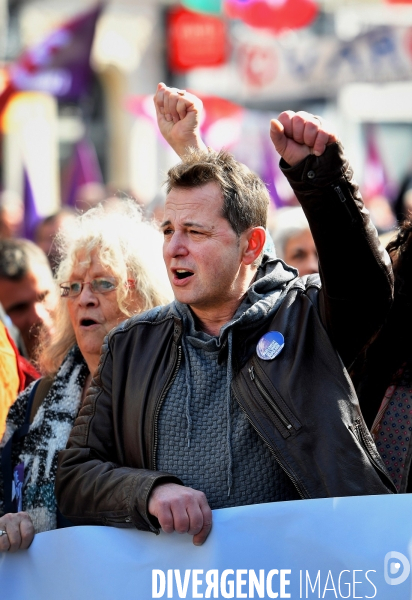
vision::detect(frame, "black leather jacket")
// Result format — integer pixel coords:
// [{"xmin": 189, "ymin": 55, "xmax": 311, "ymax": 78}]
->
[{"xmin": 55, "ymin": 143, "xmax": 395, "ymax": 533}]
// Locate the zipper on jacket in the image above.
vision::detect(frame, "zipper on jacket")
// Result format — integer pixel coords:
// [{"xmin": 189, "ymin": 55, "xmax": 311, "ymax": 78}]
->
[
  {"xmin": 248, "ymin": 365, "xmax": 293, "ymax": 431},
  {"xmin": 102, "ymin": 514, "xmax": 132, "ymax": 525},
  {"xmin": 333, "ymin": 184, "xmax": 346, "ymax": 203},
  {"xmin": 152, "ymin": 345, "xmax": 182, "ymax": 471},
  {"xmin": 235, "ymin": 396, "xmax": 308, "ymax": 500},
  {"xmin": 353, "ymin": 419, "xmax": 395, "ymax": 487},
  {"xmin": 333, "ymin": 184, "xmax": 357, "ymax": 223}
]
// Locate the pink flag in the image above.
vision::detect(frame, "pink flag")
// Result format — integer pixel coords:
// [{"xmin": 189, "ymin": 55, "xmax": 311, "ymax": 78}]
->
[
  {"xmin": 363, "ymin": 124, "xmax": 388, "ymax": 200},
  {"xmin": 126, "ymin": 92, "xmax": 245, "ymax": 150}
]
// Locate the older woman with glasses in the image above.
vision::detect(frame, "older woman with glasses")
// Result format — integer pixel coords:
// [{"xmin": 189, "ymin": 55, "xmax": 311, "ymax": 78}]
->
[{"xmin": 0, "ymin": 199, "xmax": 173, "ymax": 551}]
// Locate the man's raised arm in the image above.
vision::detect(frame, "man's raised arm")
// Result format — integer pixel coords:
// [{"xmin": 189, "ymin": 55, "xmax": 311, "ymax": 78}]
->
[
  {"xmin": 269, "ymin": 110, "xmax": 393, "ymax": 366},
  {"xmin": 154, "ymin": 82, "xmax": 207, "ymax": 157}
]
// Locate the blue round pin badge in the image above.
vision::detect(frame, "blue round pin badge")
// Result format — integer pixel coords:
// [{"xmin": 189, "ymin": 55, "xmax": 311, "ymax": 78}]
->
[{"xmin": 256, "ymin": 331, "xmax": 285, "ymax": 361}]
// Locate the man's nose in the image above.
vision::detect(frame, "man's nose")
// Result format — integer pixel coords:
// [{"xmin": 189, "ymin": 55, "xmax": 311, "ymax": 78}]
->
[{"xmin": 165, "ymin": 232, "xmax": 189, "ymax": 257}]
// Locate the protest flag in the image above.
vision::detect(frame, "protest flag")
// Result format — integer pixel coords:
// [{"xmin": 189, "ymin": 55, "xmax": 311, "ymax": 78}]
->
[
  {"xmin": 261, "ymin": 130, "xmax": 296, "ymax": 207},
  {"xmin": 224, "ymin": 0, "xmax": 318, "ymax": 33},
  {"xmin": 0, "ymin": 3, "xmax": 104, "ymax": 114},
  {"xmin": 63, "ymin": 137, "xmax": 103, "ymax": 207},
  {"xmin": 363, "ymin": 124, "xmax": 388, "ymax": 200},
  {"xmin": 126, "ymin": 92, "xmax": 244, "ymax": 150},
  {"xmin": 23, "ymin": 167, "xmax": 41, "ymax": 240}
]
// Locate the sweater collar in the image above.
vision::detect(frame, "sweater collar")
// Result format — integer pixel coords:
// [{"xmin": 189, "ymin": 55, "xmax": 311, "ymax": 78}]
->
[{"xmin": 174, "ymin": 255, "xmax": 297, "ymax": 351}]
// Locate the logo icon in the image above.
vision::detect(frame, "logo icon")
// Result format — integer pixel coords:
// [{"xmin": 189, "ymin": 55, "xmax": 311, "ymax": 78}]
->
[
  {"xmin": 256, "ymin": 331, "xmax": 285, "ymax": 361},
  {"xmin": 384, "ymin": 551, "xmax": 411, "ymax": 586}
]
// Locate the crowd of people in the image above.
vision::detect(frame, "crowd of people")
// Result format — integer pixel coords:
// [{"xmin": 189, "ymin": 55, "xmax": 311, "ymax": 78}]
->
[{"xmin": 0, "ymin": 82, "xmax": 409, "ymax": 553}]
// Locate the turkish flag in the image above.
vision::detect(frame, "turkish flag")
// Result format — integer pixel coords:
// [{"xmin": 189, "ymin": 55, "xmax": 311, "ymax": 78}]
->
[{"xmin": 225, "ymin": 0, "xmax": 318, "ymax": 33}]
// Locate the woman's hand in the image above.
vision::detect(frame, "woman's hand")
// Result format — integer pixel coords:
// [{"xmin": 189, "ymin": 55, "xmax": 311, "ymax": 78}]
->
[{"xmin": 0, "ymin": 512, "xmax": 35, "ymax": 552}]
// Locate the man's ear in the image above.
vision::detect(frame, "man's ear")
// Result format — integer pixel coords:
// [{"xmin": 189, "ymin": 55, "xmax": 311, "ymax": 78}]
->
[{"xmin": 242, "ymin": 227, "xmax": 266, "ymax": 265}]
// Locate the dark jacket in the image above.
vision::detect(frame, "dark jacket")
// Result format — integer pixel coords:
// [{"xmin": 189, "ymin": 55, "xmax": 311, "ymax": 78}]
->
[{"xmin": 55, "ymin": 143, "xmax": 395, "ymax": 533}]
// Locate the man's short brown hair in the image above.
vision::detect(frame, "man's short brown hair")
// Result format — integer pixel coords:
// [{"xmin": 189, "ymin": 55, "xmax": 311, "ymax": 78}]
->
[{"xmin": 166, "ymin": 149, "xmax": 269, "ymax": 236}]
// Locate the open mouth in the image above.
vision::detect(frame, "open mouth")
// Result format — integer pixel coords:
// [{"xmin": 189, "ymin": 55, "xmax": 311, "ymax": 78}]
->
[
  {"xmin": 175, "ymin": 269, "xmax": 193, "ymax": 280},
  {"xmin": 80, "ymin": 318, "xmax": 98, "ymax": 327}
]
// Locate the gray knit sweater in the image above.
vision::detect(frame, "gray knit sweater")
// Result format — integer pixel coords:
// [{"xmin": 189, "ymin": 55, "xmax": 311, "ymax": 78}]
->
[{"xmin": 157, "ymin": 257, "xmax": 301, "ymax": 508}]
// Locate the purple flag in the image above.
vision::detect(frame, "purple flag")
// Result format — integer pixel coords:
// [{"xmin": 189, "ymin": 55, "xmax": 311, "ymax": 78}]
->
[
  {"xmin": 63, "ymin": 137, "xmax": 103, "ymax": 207},
  {"xmin": 3, "ymin": 4, "xmax": 104, "ymax": 104},
  {"xmin": 261, "ymin": 131, "xmax": 291, "ymax": 208},
  {"xmin": 23, "ymin": 168, "xmax": 41, "ymax": 240}
]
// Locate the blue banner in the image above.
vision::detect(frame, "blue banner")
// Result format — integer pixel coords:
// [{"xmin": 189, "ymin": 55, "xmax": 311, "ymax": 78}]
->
[{"xmin": 1, "ymin": 494, "xmax": 412, "ymax": 599}]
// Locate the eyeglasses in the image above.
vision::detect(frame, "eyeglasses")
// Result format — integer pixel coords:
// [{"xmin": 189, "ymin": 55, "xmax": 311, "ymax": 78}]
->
[{"xmin": 60, "ymin": 277, "xmax": 118, "ymax": 298}]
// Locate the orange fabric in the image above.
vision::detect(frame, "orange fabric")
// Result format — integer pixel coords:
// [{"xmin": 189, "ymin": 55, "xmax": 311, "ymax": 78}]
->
[{"xmin": 0, "ymin": 321, "xmax": 20, "ymax": 438}]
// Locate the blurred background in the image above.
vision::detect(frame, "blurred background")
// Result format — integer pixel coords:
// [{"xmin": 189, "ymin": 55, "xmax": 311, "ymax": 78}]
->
[{"xmin": 0, "ymin": 0, "xmax": 411, "ymax": 241}]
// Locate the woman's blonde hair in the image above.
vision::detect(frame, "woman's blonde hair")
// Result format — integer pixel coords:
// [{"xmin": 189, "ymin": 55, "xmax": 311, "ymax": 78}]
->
[{"xmin": 37, "ymin": 199, "xmax": 172, "ymax": 375}]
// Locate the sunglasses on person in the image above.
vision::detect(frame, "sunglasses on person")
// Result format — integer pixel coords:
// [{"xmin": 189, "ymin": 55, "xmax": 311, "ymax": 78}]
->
[{"xmin": 60, "ymin": 277, "xmax": 135, "ymax": 298}]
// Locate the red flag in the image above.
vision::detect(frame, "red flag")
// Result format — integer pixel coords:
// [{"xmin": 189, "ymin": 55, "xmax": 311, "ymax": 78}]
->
[
  {"xmin": 225, "ymin": 0, "xmax": 318, "ymax": 33},
  {"xmin": 0, "ymin": 4, "xmax": 103, "ymax": 113},
  {"xmin": 167, "ymin": 7, "xmax": 227, "ymax": 72}
]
